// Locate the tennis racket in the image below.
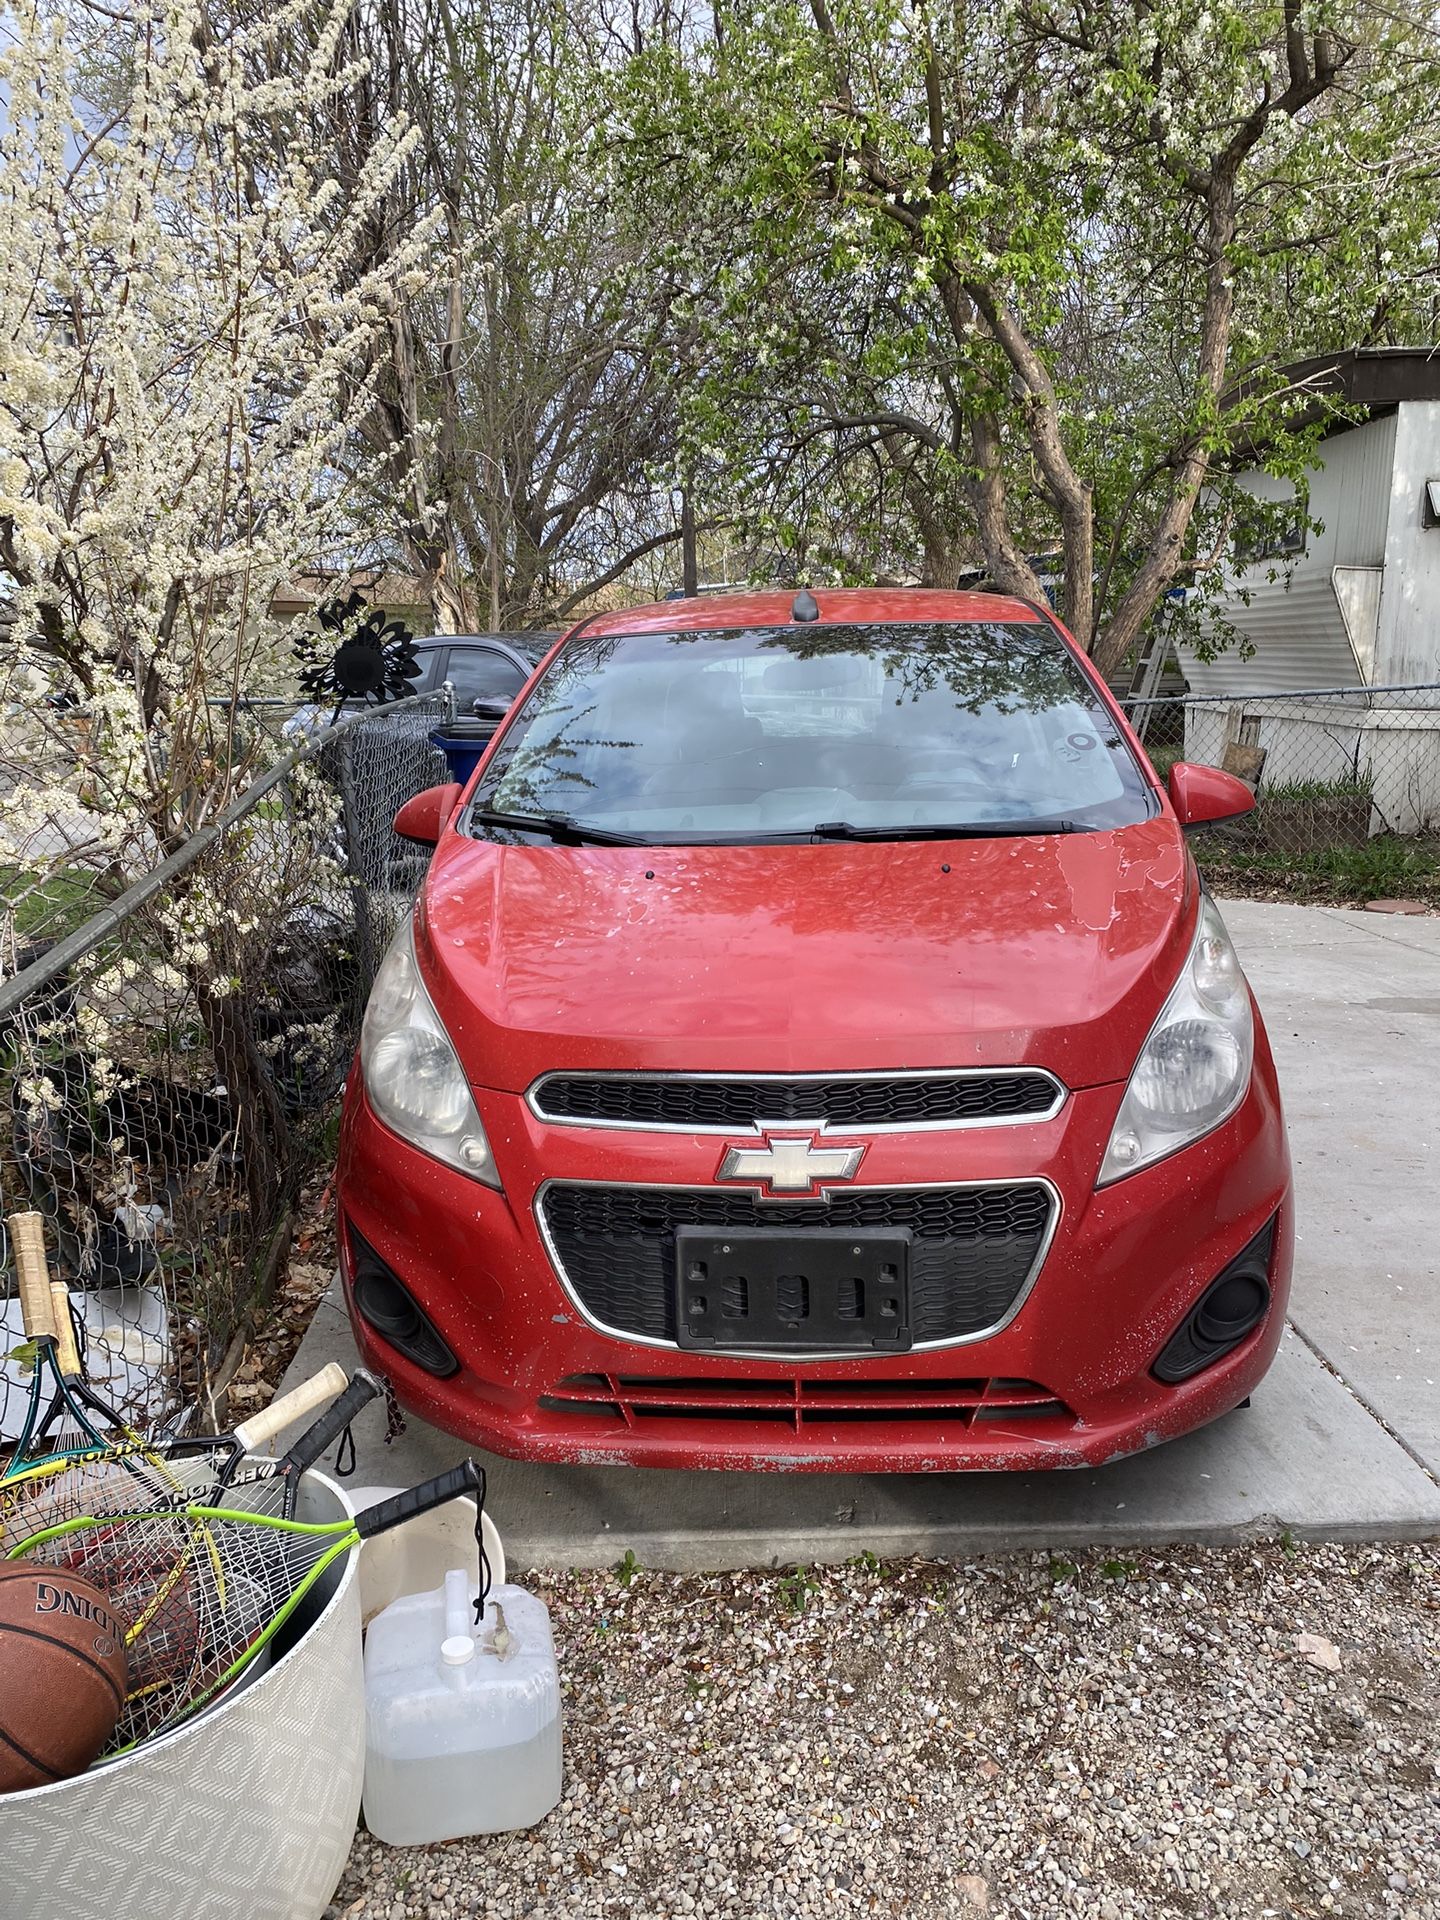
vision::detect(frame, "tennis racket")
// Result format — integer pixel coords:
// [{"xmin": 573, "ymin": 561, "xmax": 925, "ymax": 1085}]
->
[
  {"xmin": 4, "ymin": 1364, "xmax": 378, "ymax": 1727},
  {"xmin": 3, "ymin": 1211, "xmax": 132, "ymax": 1475},
  {"xmin": 203, "ymin": 1365, "xmax": 382, "ymax": 1520},
  {"xmin": 0, "ymin": 1361, "xmax": 358, "ymax": 1551},
  {"xmin": 14, "ymin": 1459, "xmax": 486, "ymax": 1756}
]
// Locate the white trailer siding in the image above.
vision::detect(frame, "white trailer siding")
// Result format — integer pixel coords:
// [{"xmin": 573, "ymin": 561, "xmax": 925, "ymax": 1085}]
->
[
  {"xmin": 1168, "ymin": 356, "xmax": 1439, "ymax": 834},
  {"xmin": 1188, "ymin": 571, "xmax": 1363, "ymax": 693},
  {"xmin": 1377, "ymin": 400, "xmax": 1440, "ymax": 685},
  {"xmin": 1182, "ymin": 702, "xmax": 1366, "ymax": 789},
  {"xmin": 1367, "ymin": 708, "xmax": 1440, "ymax": 833},
  {"xmin": 1183, "ymin": 412, "xmax": 1399, "ymax": 694}
]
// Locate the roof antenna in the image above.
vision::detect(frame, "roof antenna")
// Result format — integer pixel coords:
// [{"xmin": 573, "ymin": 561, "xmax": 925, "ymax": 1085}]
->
[{"xmin": 791, "ymin": 587, "xmax": 819, "ymax": 623}]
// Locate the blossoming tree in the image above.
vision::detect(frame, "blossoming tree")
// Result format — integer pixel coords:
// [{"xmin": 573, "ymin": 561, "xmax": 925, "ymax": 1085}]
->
[
  {"xmin": 0, "ymin": 0, "xmax": 443, "ymax": 1293},
  {"xmin": 616, "ymin": 0, "xmax": 1440, "ymax": 670},
  {"xmin": 0, "ymin": 0, "xmax": 435, "ymax": 891}
]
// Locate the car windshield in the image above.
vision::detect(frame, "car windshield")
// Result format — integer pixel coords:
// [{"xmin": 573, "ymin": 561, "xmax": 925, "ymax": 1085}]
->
[{"xmin": 468, "ymin": 621, "xmax": 1154, "ymax": 843}]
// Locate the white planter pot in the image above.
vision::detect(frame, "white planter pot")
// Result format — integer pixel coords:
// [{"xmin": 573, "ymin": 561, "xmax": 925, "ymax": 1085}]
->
[{"xmin": 342, "ymin": 1483, "xmax": 505, "ymax": 1625}]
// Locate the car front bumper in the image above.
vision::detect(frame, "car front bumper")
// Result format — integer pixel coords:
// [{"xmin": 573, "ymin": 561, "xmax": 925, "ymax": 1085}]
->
[{"xmin": 336, "ymin": 1052, "xmax": 1291, "ymax": 1472}]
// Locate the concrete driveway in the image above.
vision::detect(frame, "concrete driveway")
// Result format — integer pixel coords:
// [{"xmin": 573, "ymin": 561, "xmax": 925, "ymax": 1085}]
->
[
  {"xmin": 1224, "ymin": 899, "xmax": 1440, "ymax": 1473},
  {"xmin": 278, "ymin": 897, "xmax": 1440, "ymax": 1568}
]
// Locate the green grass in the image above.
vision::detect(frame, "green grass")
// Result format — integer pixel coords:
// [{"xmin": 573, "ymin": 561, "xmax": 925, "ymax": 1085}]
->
[
  {"xmin": 777, "ymin": 1565, "xmax": 823, "ymax": 1613},
  {"xmin": 1202, "ymin": 833, "xmax": 1440, "ymax": 907},
  {"xmin": 1258, "ymin": 776, "xmax": 1372, "ymax": 804},
  {"xmin": 1, "ymin": 863, "xmax": 105, "ymax": 942}
]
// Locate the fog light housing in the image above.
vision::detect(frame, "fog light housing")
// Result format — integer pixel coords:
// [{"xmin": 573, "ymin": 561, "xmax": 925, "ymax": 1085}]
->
[
  {"xmin": 1153, "ymin": 1217, "xmax": 1276, "ymax": 1384},
  {"xmin": 345, "ymin": 1219, "xmax": 458, "ymax": 1378}
]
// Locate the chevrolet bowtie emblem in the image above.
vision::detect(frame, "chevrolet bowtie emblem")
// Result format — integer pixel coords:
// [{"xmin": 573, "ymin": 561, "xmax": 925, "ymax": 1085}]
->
[{"xmin": 716, "ymin": 1131, "xmax": 865, "ymax": 1200}]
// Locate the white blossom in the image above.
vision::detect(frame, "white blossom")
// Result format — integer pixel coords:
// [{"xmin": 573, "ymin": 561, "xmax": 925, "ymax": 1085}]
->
[{"xmin": 1, "ymin": 0, "xmax": 438, "ymax": 960}]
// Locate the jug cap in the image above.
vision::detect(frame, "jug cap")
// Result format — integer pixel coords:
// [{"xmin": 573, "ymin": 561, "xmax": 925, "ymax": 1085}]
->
[{"xmin": 441, "ymin": 1634, "xmax": 476, "ymax": 1666}]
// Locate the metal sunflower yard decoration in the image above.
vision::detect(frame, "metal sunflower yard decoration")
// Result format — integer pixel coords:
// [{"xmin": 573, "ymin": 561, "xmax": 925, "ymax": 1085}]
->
[{"xmin": 296, "ymin": 591, "xmax": 420, "ymax": 718}]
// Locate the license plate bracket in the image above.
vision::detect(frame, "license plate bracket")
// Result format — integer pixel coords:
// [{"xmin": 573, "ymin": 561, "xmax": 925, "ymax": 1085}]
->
[{"xmin": 674, "ymin": 1226, "xmax": 912, "ymax": 1353}]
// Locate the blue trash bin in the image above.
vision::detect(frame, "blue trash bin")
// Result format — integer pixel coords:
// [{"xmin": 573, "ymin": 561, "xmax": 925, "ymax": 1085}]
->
[{"xmin": 428, "ymin": 719, "xmax": 494, "ymax": 787}]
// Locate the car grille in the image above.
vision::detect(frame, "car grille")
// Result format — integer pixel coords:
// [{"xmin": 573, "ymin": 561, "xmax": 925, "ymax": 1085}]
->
[
  {"xmin": 529, "ymin": 1070, "xmax": 1063, "ymax": 1130},
  {"xmin": 538, "ymin": 1372, "xmax": 1075, "ymax": 1433},
  {"xmin": 536, "ymin": 1182, "xmax": 1056, "ymax": 1348}
]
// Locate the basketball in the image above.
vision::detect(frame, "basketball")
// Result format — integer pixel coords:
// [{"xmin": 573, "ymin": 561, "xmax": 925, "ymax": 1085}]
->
[
  {"xmin": 0, "ymin": 1563, "xmax": 129, "ymax": 1792},
  {"xmin": 89, "ymin": 1541, "xmax": 197, "ymax": 1699}
]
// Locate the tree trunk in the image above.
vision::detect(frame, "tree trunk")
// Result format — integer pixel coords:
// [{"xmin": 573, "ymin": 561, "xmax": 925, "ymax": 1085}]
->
[
  {"xmin": 193, "ymin": 975, "xmax": 289, "ymax": 1229},
  {"xmin": 681, "ymin": 483, "xmax": 699, "ymax": 595},
  {"xmin": 1088, "ymin": 184, "xmax": 1240, "ymax": 680},
  {"xmin": 961, "ymin": 281, "xmax": 1095, "ymax": 647},
  {"xmin": 968, "ymin": 410, "xmax": 1047, "ymax": 604}
]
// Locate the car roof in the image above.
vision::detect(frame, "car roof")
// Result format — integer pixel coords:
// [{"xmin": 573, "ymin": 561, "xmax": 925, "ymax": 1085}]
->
[
  {"xmin": 414, "ymin": 633, "xmax": 523, "ymax": 650},
  {"xmin": 572, "ymin": 588, "xmax": 1046, "ymax": 638},
  {"xmin": 414, "ymin": 631, "xmax": 557, "ymax": 661}
]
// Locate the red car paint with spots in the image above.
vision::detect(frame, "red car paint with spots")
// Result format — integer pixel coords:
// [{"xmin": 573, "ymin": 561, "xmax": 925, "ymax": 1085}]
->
[{"xmin": 337, "ymin": 590, "xmax": 1292, "ymax": 1469}]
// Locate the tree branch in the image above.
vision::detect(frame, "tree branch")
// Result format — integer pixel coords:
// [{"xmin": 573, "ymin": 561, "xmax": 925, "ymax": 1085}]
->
[
  {"xmin": 543, "ymin": 519, "xmax": 724, "ymax": 622},
  {"xmin": 958, "ymin": 279, "xmax": 1094, "ymax": 643}
]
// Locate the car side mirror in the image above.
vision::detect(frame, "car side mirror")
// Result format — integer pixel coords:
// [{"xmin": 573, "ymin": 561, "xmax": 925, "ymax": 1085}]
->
[
  {"xmin": 1167, "ymin": 762, "xmax": 1256, "ymax": 832},
  {"xmin": 393, "ymin": 781, "xmax": 462, "ymax": 846},
  {"xmin": 469, "ymin": 696, "xmax": 513, "ymax": 723}
]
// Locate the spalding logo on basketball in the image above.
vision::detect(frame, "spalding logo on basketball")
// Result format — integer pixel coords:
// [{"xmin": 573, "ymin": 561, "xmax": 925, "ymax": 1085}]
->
[
  {"xmin": 0, "ymin": 1564, "xmax": 131, "ymax": 1792},
  {"xmin": 34, "ymin": 1576, "xmax": 122, "ymax": 1662}
]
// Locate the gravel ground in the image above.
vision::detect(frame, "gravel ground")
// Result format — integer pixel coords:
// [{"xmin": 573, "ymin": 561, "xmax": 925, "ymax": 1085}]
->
[{"xmin": 332, "ymin": 1541, "xmax": 1439, "ymax": 1920}]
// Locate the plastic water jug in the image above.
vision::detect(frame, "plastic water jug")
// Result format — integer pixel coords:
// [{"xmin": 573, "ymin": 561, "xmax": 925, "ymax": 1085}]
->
[{"xmin": 362, "ymin": 1570, "xmax": 562, "ymax": 1844}]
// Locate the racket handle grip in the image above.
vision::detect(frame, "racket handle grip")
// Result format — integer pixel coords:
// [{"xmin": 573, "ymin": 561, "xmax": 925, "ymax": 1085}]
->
[
  {"xmin": 232, "ymin": 1362, "xmax": 349, "ymax": 1453},
  {"xmin": 8, "ymin": 1211, "xmax": 56, "ymax": 1341},
  {"xmin": 49, "ymin": 1282, "xmax": 82, "ymax": 1379},
  {"xmin": 280, "ymin": 1368, "xmax": 382, "ymax": 1475},
  {"xmin": 357, "ymin": 1460, "xmax": 484, "ymax": 1540}
]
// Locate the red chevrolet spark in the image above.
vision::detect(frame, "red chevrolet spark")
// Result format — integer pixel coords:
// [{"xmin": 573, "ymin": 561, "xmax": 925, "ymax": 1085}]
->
[{"xmin": 337, "ymin": 590, "xmax": 1291, "ymax": 1470}]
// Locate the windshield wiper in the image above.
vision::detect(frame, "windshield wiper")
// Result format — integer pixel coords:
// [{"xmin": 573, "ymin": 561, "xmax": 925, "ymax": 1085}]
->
[
  {"xmin": 468, "ymin": 808, "xmax": 650, "ymax": 847},
  {"xmin": 810, "ymin": 818, "xmax": 1094, "ymax": 842}
]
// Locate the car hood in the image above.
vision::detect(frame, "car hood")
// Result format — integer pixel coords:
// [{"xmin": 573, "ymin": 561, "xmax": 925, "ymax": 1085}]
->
[{"xmin": 418, "ymin": 821, "xmax": 1195, "ymax": 1092}]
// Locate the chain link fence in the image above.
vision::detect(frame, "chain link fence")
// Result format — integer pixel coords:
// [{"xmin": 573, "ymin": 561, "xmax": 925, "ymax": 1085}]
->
[
  {"xmin": 0, "ymin": 693, "xmax": 451, "ymax": 1438},
  {"xmin": 1121, "ymin": 683, "xmax": 1440, "ymax": 905}
]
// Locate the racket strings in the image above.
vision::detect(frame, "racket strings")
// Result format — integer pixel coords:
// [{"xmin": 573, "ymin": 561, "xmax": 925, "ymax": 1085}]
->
[
  {"xmin": 39, "ymin": 1299, "xmax": 144, "ymax": 1457},
  {"xmin": 0, "ymin": 1444, "xmax": 205, "ymax": 1553},
  {"xmin": 10, "ymin": 1458, "xmax": 483, "ymax": 1760},
  {"xmin": 112, "ymin": 1523, "xmax": 242, "ymax": 1744},
  {"xmin": 24, "ymin": 1501, "xmax": 359, "ymax": 1750},
  {"xmin": 89, "ymin": 1530, "xmax": 206, "ymax": 1716},
  {"xmin": 17, "ymin": 1380, "xmax": 142, "ymax": 1477},
  {"xmin": 122, "ymin": 1513, "xmax": 350, "ymax": 1750},
  {"xmin": 0, "ymin": 1404, "xmax": 337, "ymax": 1555}
]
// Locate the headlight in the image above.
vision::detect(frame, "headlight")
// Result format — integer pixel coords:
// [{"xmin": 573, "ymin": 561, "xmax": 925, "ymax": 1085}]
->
[
  {"xmin": 359, "ymin": 917, "xmax": 501, "ymax": 1188},
  {"xmin": 1098, "ymin": 896, "xmax": 1253, "ymax": 1185}
]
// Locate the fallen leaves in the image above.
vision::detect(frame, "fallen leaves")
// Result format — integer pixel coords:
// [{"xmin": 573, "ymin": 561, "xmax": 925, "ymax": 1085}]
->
[{"xmin": 220, "ymin": 1177, "xmax": 335, "ymax": 1417}]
